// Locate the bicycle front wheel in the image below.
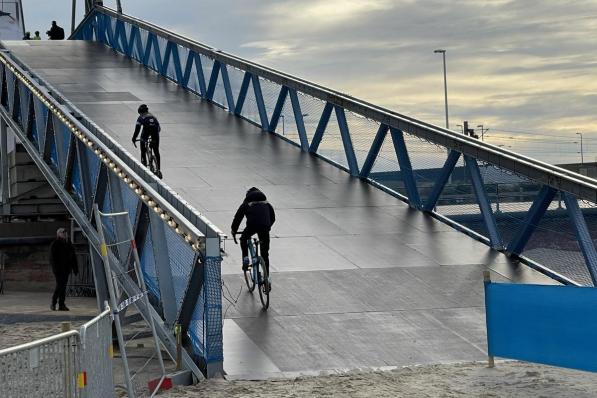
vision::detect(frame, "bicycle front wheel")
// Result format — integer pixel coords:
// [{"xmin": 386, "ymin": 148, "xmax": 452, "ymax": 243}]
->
[
  {"xmin": 244, "ymin": 263, "xmax": 256, "ymax": 292},
  {"xmin": 258, "ymin": 257, "xmax": 269, "ymax": 310}
]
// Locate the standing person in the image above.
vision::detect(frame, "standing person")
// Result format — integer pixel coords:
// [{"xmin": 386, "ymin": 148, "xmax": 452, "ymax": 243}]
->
[
  {"xmin": 33, "ymin": 31, "xmax": 41, "ymax": 40},
  {"xmin": 46, "ymin": 21, "xmax": 65, "ymax": 40},
  {"xmin": 132, "ymin": 104, "xmax": 162, "ymax": 178},
  {"xmin": 49, "ymin": 228, "xmax": 78, "ymax": 311},
  {"xmin": 231, "ymin": 187, "xmax": 276, "ymax": 284},
  {"xmin": 22, "ymin": 32, "xmax": 31, "ymax": 40}
]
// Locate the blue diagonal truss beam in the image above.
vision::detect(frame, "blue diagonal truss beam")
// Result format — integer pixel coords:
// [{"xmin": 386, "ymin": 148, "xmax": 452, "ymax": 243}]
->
[
  {"xmin": 465, "ymin": 155, "xmax": 503, "ymax": 250},
  {"xmin": 562, "ymin": 193, "xmax": 597, "ymax": 285}
]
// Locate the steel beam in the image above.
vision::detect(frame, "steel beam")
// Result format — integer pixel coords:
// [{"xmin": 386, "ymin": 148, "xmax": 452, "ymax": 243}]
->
[
  {"xmin": 390, "ymin": 128, "xmax": 421, "ymax": 208},
  {"xmin": 234, "ymin": 71, "xmax": 251, "ymax": 116},
  {"xmin": 423, "ymin": 150, "xmax": 461, "ymax": 212},
  {"xmin": 0, "ymin": 119, "xmax": 9, "ymax": 215},
  {"xmin": 359, "ymin": 124, "xmax": 388, "ymax": 178},
  {"xmin": 506, "ymin": 185, "xmax": 558, "ymax": 256},
  {"xmin": 205, "ymin": 60, "xmax": 220, "ymax": 101},
  {"xmin": 562, "ymin": 192, "xmax": 597, "ymax": 285},
  {"xmin": 148, "ymin": 210, "xmax": 178, "ymax": 326},
  {"xmin": 219, "ymin": 63, "xmax": 235, "ymax": 112},
  {"xmin": 465, "ymin": 155, "xmax": 503, "ymax": 250},
  {"xmin": 334, "ymin": 106, "xmax": 359, "ymax": 176},
  {"xmin": 289, "ymin": 89, "xmax": 309, "ymax": 151},
  {"xmin": 268, "ymin": 85, "xmax": 288, "ymax": 133},
  {"xmin": 252, "ymin": 74, "xmax": 269, "ymax": 130},
  {"xmin": 309, "ymin": 102, "xmax": 333, "ymax": 153}
]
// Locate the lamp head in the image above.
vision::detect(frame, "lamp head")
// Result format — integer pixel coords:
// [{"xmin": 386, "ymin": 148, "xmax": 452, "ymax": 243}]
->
[{"xmin": 434, "ymin": 49, "xmax": 446, "ymax": 54}]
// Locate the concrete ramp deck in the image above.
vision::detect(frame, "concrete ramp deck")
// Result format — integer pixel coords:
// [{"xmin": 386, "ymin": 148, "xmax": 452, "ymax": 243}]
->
[{"xmin": 4, "ymin": 40, "xmax": 557, "ymax": 378}]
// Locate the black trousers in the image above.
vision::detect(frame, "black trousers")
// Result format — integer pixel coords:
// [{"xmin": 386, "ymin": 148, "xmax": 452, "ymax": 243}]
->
[
  {"xmin": 140, "ymin": 135, "xmax": 161, "ymax": 170},
  {"xmin": 52, "ymin": 272, "xmax": 70, "ymax": 306},
  {"xmin": 240, "ymin": 228, "xmax": 270, "ymax": 275}
]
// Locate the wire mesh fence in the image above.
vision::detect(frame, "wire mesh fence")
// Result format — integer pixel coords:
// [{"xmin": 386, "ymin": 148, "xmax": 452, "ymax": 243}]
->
[{"xmin": 0, "ymin": 308, "xmax": 114, "ymax": 398}]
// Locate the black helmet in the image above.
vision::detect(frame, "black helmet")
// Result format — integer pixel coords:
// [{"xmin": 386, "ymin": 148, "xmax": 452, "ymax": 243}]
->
[
  {"xmin": 246, "ymin": 187, "xmax": 259, "ymax": 197},
  {"xmin": 137, "ymin": 104, "xmax": 148, "ymax": 114}
]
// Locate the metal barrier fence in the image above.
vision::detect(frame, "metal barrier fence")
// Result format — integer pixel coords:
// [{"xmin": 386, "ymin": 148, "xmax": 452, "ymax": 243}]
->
[
  {"xmin": 0, "ymin": 308, "xmax": 113, "ymax": 398},
  {"xmin": 0, "ymin": 31, "xmax": 223, "ymax": 375},
  {"xmin": 72, "ymin": 5, "xmax": 597, "ymax": 286}
]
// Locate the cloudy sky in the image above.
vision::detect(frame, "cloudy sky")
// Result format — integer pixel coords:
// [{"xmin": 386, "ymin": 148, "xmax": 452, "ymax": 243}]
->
[{"xmin": 23, "ymin": 0, "xmax": 597, "ymax": 163}]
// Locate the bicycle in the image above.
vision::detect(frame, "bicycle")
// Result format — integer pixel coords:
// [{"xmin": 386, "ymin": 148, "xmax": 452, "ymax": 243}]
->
[
  {"xmin": 233, "ymin": 231, "xmax": 270, "ymax": 310},
  {"xmin": 134, "ymin": 137, "xmax": 162, "ymax": 179}
]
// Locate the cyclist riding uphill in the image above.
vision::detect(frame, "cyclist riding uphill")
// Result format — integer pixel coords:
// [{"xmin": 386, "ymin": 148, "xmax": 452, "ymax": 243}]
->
[
  {"xmin": 231, "ymin": 187, "xmax": 276, "ymax": 275},
  {"xmin": 132, "ymin": 104, "xmax": 162, "ymax": 179}
]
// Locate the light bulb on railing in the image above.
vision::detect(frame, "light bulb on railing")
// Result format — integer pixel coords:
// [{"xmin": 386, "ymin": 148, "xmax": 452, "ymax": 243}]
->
[
  {"xmin": 167, "ymin": 219, "xmax": 176, "ymax": 228},
  {"xmin": 184, "ymin": 234, "xmax": 193, "ymax": 243},
  {"xmin": 141, "ymin": 194, "xmax": 148, "ymax": 200},
  {"xmin": 147, "ymin": 200, "xmax": 156, "ymax": 208},
  {"xmin": 153, "ymin": 206, "xmax": 162, "ymax": 213}
]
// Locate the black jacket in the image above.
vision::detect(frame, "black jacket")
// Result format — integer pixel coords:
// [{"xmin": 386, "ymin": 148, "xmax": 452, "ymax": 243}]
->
[
  {"xmin": 132, "ymin": 112, "xmax": 161, "ymax": 142},
  {"xmin": 47, "ymin": 25, "xmax": 65, "ymax": 40},
  {"xmin": 231, "ymin": 189, "xmax": 276, "ymax": 233},
  {"xmin": 49, "ymin": 238, "xmax": 78, "ymax": 275}
]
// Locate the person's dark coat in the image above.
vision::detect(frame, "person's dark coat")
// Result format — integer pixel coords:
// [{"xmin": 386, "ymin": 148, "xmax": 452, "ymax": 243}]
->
[
  {"xmin": 47, "ymin": 24, "xmax": 65, "ymax": 40},
  {"xmin": 49, "ymin": 238, "xmax": 78, "ymax": 275},
  {"xmin": 231, "ymin": 188, "xmax": 276, "ymax": 233}
]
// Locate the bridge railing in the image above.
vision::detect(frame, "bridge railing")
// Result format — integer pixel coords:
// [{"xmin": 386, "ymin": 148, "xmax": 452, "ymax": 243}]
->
[
  {"xmin": 0, "ymin": 45, "xmax": 222, "ymax": 376},
  {"xmin": 72, "ymin": 6, "xmax": 597, "ymax": 287}
]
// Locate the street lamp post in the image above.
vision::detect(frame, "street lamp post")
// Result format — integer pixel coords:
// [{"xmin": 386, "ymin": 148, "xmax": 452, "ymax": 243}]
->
[
  {"xmin": 576, "ymin": 132, "xmax": 584, "ymax": 164},
  {"xmin": 434, "ymin": 49, "xmax": 449, "ymax": 129}
]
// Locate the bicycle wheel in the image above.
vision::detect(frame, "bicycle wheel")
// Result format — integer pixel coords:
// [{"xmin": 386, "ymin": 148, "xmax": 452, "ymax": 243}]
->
[
  {"xmin": 257, "ymin": 256, "xmax": 269, "ymax": 310},
  {"xmin": 148, "ymin": 153, "xmax": 157, "ymax": 173},
  {"xmin": 244, "ymin": 262, "xmax": 255, "ymax": 292}
]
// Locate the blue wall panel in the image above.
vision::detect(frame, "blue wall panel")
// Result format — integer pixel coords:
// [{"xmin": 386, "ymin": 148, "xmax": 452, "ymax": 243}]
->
[{"xmin": 486, "ymin": 281, "xmax": 597, "ymax": 372}]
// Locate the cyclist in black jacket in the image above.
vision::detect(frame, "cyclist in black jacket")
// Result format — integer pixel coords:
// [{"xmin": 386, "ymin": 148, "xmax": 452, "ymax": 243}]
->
[
  {"xmin": 132, "ymin": 104, "xmax": 162, "ymax": 178},
  {"xmin": 231, "ymin": 187, "xmax": 276, "ymax": 275}
]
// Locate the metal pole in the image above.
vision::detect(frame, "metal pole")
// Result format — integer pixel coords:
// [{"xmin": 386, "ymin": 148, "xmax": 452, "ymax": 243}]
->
[
  {"xmin": 576, "ymin": 132, "xmax": 584, "ymax": 164},
  {"xmin": 434, "ymin": 49, "xmax": 449, "ymax": 129},
  {"xmin": 71, "ymin": 0, "xmax": 76, "ymax": 35},
  {"xmin": 116, "ymin": 0, "xmax": 123, "ymax": 13},
  {"xmin": 93, "ymin": 204, "xmax": 136, "ymax": 398}
]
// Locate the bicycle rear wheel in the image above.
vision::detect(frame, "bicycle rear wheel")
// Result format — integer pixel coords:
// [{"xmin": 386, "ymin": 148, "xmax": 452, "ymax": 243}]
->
[
  {"xmin": 244, "ymin": 263, "xmax": 256, "ymax": 292},
  {"xmin": 257, "ymin": 256, "xmax": 269, "ymax": 310}
]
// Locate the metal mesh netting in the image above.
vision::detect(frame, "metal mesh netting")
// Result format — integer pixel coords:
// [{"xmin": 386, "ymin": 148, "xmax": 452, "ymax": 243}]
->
[
  {"xmin": 0, "ymin": 334, "xmax": 80, "ymax": 398},
  {"xmin": 369, "ymin": 130, "xmax": 405, "ymax": 196},
  {"xmin": 70, "ymin": 149, "xmax": 83, "ymax": 203},
  {"xmin": 118, "ymin": 179, "xmax": 140, "ymax": 228},
  {"xmin": 18, "ymin": 80, "xmax": 30, "ymax": 132},
  {"xmin": 187, "ymin": 285, "xmax": 205, "ymax": 359},
  {"xmin": 522, "ymin": 199, "xmax": 597, "ymax": 286},
  {"xmin": 204, "ymin": 256, "xmax": 223, "ymax": 362},
  {"xmin": 33, "ymin": 96, "xmax": 48, "ymax": 149},
  {"xmin": 5, "ymin": 69, "xmax": 14, "ymax": 113},
  {"xmin": 138, "ymin": 218, "xmax": 160, "ymax": 300},
  {"xmin": 79, "ymin": 312, "xmax": 114, "ymax": 398},
  {"xmin": 82, "ymin": 145, "xmax": 101, "ymax": 202},
  {"xmin": 56, "ymin": 120, "xmax": 72, "ymax": 179},
  {"xmin": 163, "ymin": 225, "xmax": 196, "ymax": 312}
]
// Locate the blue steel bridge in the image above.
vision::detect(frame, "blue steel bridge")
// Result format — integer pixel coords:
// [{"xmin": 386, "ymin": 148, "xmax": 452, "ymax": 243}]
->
[{"xmin": 0, "ymin": 4, "xmax": 596, "ymax": 380}]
